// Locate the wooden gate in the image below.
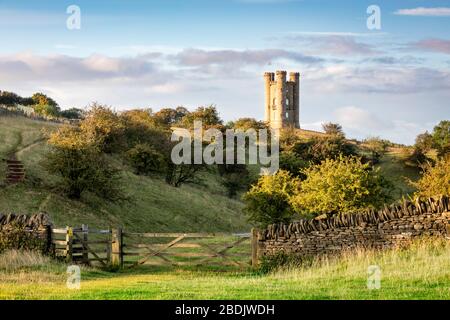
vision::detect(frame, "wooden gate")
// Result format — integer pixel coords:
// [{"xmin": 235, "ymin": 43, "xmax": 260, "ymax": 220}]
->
[
  {"xmin": 50, "ymin": 225, "xmax": 257, "ymax": 269},
  {"xmin": 120, "ymin": 232, "xmax": 252, "ymax": 269},
  {"xmin": 51, "ymin": 225, "xmax": 111, "ymax": 266}
]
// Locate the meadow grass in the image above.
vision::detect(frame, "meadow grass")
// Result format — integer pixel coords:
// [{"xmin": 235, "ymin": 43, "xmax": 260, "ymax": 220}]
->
[
  {"xmin": 0, "ymin": 238, "xmax": 449, "ymax": 300},
  {"xmin": 377, "ymin": 151, "xmax": 420, "ymax": 200}
]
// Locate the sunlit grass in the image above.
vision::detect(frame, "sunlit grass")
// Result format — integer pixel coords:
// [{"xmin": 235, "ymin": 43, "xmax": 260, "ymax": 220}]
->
[{"xmin": 1, "ymin": 238, "xmax": 449, "ymax": 300}]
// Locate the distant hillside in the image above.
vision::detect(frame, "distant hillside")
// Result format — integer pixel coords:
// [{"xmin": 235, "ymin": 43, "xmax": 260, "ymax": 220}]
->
[
  {"xmin": 0, "ymin": 115, "xmax": 421, "ymax": 231},
  {"xmin": 0, "ymin": 115, "xmax": 249, "ymax": 232}
]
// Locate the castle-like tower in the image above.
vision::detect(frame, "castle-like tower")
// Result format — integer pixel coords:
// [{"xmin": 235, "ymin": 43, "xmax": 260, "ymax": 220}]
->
[{"xmin": 264, "ymin": 71, "xmax": 300, "ymax": 129}]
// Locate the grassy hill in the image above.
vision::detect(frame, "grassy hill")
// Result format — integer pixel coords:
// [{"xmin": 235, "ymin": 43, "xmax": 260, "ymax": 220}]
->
[
  {"xmin": 0, "ymin": 115, "xmax": 421, "ymax": 232},
  {"xmin": 0, "ymin": 115, "xmax": 249, "ymax": 232}
]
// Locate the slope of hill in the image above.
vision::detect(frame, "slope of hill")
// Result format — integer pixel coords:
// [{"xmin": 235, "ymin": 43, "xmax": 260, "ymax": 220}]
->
[
  {"xmin": 0, "ymin": 115, "xmax": 248, "ymax": 232},
  {"xmin": 0, "ymin": 115, "xmax": 421, "ymax": 232}
]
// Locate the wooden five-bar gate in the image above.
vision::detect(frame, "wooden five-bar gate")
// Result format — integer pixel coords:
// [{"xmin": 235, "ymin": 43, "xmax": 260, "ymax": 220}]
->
[{"xmin": 51, "ymin": 226, "xmax": 258, "ymax": 269}]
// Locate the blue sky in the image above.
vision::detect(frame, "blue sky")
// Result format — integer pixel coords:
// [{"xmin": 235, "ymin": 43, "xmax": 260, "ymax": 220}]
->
[{"xmin": 0, "ymin": 0, "xmax": 449, "ymax": 144}]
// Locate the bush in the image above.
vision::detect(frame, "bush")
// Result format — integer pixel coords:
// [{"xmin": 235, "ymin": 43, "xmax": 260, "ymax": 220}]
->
[
  {"xmin": 45, "ymin": 126, "xmax": 124, "ymax": 200},
  {"xmin": 292, "ymin": 135, "xmax": 357, "ymax": 165},
  {"xmin": 80, "ymin": 103, "xmax": 125, "ymax": 152},
  {"xmin": 279, "ymin": 150, "xmax": 309, "ymax": 178},
  {"xmin": 411, "ymin": 156, "xmax": 450, "ymax": 199},
  {"xmin": 44, "ymin": 145, "xmax": 124, "ymax": 200},
  {"xmin": 126, "ymin": 143, "xmax": 167, "ymax": 175},
  {"xmin": 243, "ymin": 170, "xmax": 301, "ymax": 227},
  {"xmin": 292, "ymin": 156, "xmax": 392, "ymax": 216}
]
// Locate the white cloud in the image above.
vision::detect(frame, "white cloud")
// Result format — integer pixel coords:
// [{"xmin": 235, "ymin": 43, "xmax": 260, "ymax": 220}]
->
[
  {"xmin": 394, "ymin": 7, "xmax": 450, "ymax": 17},
  {"xmin": 335, "ymin": 106, "xmax": 390, "ymax": 131},
  {"xmin": 334, "ymin": 106, "xmax": 431, "ymax": 145}
]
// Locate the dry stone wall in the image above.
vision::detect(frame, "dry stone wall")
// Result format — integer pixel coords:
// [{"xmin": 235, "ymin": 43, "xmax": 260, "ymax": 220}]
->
[
  {"xmin": 0, "ymin": 213, "xmax": 53, "ymax": 253},
  {"xmin": 257, "ymin": 196, "xmax": 450, "ymax": 258}
]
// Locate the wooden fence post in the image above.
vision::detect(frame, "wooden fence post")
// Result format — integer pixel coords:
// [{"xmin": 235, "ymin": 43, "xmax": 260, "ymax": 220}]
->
[
  {"xmin": 111, "ymin": 228, "xmax": 123, "ymax": 268},
  {"xmin": 251, "ymin": 228, "xmax": 259, "ymax": 268},
  {"xmin": 106, "ymin": 228, "xmax": 112, "ymax": 264},
  {"xmin": 81, "ymin": 224, "xmax": 89, "ymax": 265},
  {"xmin": 65, "ymin": 226, "xmax": 73, "ymax": 263}
]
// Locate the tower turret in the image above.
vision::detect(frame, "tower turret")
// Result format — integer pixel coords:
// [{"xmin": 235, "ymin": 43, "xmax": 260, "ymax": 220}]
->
[{"xmin": 264, "ymin": 70, "xmax": 300, "ymax": 129}]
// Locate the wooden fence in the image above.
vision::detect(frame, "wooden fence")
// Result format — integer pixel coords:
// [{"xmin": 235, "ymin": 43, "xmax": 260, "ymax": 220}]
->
[
  {"xmin": 51, "ymin": 226, "xmax": 258, "ymax": 269},
  {"xmin": 52, "ymin": 225, "xmax": 111, "ymax": 267}
]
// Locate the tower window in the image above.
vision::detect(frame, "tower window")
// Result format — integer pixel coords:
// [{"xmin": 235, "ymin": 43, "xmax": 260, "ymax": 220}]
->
[
  {"xmin": 286, "ymin": 112, "xmax": 289, "ymax": 119},
  {"xmin": 286, "ymin": 99, "xmax": 289, "ymax": 105}
]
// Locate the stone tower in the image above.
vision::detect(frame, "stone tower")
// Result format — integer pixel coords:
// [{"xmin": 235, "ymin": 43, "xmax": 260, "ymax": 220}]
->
[{"xmin": 264, "ymin": 71, "xmax": 300, "ymax": 129}]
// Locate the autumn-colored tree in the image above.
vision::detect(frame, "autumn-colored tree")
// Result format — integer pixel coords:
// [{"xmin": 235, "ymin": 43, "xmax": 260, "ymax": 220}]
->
[
  {"xmin": 411, "ymin": 156, "xmax": 450, "ymax": 199},
  {"xmin": 80, "ymin": 103, "xmax": 125, "ymax": 152},
  {"xmin": 291, "ymin": 156, "xmax": 392, "ymax": 216},
  {"xmin": 243, "ymin": 170, "xmax": 301, "ymax": 226}
]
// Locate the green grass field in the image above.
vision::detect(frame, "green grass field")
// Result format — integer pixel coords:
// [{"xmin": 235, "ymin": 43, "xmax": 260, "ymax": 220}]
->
[{"xmin": 1, "ymin": 238, "xmax": 449, "ymax": 300}]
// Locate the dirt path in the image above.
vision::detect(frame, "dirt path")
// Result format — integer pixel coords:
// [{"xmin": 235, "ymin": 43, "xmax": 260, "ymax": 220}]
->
[{"xmin": 15, "ymin": 137, "xmax": 46, "ymax": 160}]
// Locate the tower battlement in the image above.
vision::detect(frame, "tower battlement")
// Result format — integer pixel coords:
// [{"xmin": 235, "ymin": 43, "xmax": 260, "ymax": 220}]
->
[{"xmin": 264, "ymin": 70, "xmax": 300, "ymax": 129}]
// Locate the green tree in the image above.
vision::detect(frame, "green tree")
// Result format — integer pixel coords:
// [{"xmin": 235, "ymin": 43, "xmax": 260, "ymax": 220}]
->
[
  {"xmin": 232, "ymin": 118, "xmax": 268, "ymax": 131},
  {"xmin": 292, "ymin": 156, "xmax": 392, "ymax": 216},
  {"xmin": 243, "ymin": 170, "xmax": 301, "ymax": 227},
  {"xmin": 432, "ymin": 121, "xmax": 450, "ymax": 157},
  {"xmin": 180, "ymin": 105, "xmax": 223, "ymax": 129},
  {"xmin": 292, "ymin": 135, "xmax": 357, "ymax": 165},
  {"xmin": 60, "ymin": 108, "xmax": 84, "ymax": 119},
  {"xmin": 0, "ymin": 91, "xmax": 22, "ymax": 106},
  {"xmin": 153, "ymin": 107, "xmax": 189, "ymax": 127},
  {"xmin": 45, "ymin": 126, "xmax": 123, "ymax": 200},
  {"xmin": 415, "ymin": 131, "xmax": 433, "ymax": 153},
  {"xmin": 126, "ymin": 143, "xmax": 167, "ymax": 175},
  {"xmin": 322, "ymin": 122, "xmax": 344, "ymax": 136},
  {"xmin": 279, "ymin": 150, "xmax": 309, "ymax": 179}
]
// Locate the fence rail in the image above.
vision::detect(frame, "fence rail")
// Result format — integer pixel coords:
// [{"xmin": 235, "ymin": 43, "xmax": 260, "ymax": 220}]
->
[{"xmin": 50, "ymin": 226, "xmax": 258, "ymax": 269}]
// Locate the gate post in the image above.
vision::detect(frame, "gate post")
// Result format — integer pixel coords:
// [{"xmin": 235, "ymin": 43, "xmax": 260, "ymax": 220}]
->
[
  {"xmin": 81, "ymin": 224, "xmax": 89, "ymax": 265},
  {"xmin": 65, "ymin": 226, "xmax": 73, "ymax": 263},
  {"xmin": 111, "ymin": 228, "xmax": 123, "ymax": 268},
  {"xmin": 251, "ymin": 228, "xmax": 259, "ymax": 268}
]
